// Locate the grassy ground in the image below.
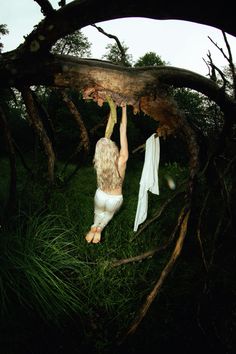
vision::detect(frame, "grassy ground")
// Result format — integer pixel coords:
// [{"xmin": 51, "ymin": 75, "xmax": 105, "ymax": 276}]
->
[{"xmin": 1, "ymin": 155, "xmax": 226, "ymax": 354}]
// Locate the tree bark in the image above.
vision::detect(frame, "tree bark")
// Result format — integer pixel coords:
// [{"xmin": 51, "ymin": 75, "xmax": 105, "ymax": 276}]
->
[
  {"xmin": 60, "ymin": 89, "xmax": 90, "ymax": 154},
  {"xmin": 20, "ymin": 87, "xmax": 55, "ymax": 184}
]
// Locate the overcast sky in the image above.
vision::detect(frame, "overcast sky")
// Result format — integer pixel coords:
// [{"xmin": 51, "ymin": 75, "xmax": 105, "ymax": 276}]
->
[{"xmin": 1, "ymin": 0, "xmax": 236, "ymax": 76}]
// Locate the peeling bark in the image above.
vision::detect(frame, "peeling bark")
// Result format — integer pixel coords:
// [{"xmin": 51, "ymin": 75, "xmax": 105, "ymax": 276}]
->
[{"xmin": 1, "ymin": 55, "xmax": 235, "ymax": 128}]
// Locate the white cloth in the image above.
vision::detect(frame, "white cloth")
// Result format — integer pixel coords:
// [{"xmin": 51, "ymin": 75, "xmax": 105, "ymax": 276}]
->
[{"xmin": 133, "ymin": 134, "xmax": 160, "ymax": 232}]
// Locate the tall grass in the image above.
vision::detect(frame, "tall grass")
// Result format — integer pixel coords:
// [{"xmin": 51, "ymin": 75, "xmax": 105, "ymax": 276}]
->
[{"xmin": 0, "ymin": 155, "xmax": 188, "ymax": 350}]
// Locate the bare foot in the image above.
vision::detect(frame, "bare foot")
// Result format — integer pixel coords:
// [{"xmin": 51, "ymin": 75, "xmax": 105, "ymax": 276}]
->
[
  {"xmin": 85, "ymin": 226, "xmax": 97, "ymax": 243},
  {"xmin": 92, "ymin": 232, "xmax": 101, "ymax": 243}
]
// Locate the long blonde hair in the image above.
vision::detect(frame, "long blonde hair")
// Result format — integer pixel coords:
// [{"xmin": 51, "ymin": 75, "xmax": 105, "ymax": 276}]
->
[{"xmin": 93, "ymin": 138, "xmax": 122, "ymax": 191}]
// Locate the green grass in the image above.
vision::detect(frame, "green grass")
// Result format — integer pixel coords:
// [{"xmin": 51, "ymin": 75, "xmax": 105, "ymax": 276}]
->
[{"xmin": 0, "ymin": 155, "xmax": 189, "ymax": 351}]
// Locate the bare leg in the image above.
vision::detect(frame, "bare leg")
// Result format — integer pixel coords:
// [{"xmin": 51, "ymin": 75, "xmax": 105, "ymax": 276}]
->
[
  {"xmin": 92, "ymin": 226, "xmax": 102, "ymax": 243},
  {"xmin": 85, "ymin": 226, "xmax": 97, "ymax": 243}
]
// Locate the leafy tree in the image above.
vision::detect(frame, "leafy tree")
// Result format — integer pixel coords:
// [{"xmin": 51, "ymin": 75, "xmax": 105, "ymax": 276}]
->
[
  {"xmin": 51, "ymin": 29, "xmax": 91, "ymax": 57},
  {"xmin": 134, "ymin": 51, "xmax": 167, "ymax": 67},
  {"xmin": 102, "ymin": 41, "xmax": 133, "ymax": 66},
  {"xmin": 0, "ymin": 24, "xmax": 9, "ymax": 53}
]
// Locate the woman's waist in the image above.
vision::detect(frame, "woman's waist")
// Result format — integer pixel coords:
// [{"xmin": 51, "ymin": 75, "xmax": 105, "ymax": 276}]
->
[{"xmin": 97, "ymin": 188, "xmax": 122, "ymax": 197}]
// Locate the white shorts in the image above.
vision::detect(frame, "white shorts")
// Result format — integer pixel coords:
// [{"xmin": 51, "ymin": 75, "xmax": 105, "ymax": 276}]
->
[{"xmin": 92, "ymin": 188, "xmax": 123, "ymax": 230}]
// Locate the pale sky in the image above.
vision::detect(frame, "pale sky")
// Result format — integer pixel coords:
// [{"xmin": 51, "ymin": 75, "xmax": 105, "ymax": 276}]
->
[{"xmin": 1, "ymin": 0, "xmax": 236, "ymax": 76}]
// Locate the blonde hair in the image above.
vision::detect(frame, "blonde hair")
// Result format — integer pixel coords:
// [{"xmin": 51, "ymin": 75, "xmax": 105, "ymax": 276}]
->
[{"xmin": 93, "ymin": 138, "xmax": 122, "ymax": 191}]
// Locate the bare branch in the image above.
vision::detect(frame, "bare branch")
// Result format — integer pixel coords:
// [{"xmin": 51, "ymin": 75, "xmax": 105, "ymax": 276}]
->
[
  {"xmin": 196, "ymin": 190, "xmax": 210, "ymax": 272},
  {"xmin": 208, "ymin": 35, "xmax": 229, "ymax": 62},
  {"xmin": 206, "ymin": 51, "xmax": 229, "ymax": 90},
  {"xmin": 132, "ymin": 143, "xmax": 145, "ymax": 154},
  {"xmin": 33, "ymin": 0, "xmax": 55, "ymax": 16},
  {"xmin": 58, "ymin": 0, "xmax": 66, "ymax": 7},
  {"xmin": 111, "ymin": 201, "xmax": 187, "ymax": 267},
  {"xmin": 131, "ymin": 188, "xmax": 186, "ymax": 240},
  {"xmin": 222, "ymin": 31, "xmax": 236, "ymax": 98},
  {"xmin": 91, "ymin": 24, "xmax": 127, "ymax": 65},
  {"xmin": 222, "ymin": 31, "xmax": 233, "ymax": 63},
  {"xmin": 203, "ymin": 57, "xmax": 211, "ymax": 77},
  {"xmin": 208, "ymin": 33, "xmax": 236, "ymax": 96}
]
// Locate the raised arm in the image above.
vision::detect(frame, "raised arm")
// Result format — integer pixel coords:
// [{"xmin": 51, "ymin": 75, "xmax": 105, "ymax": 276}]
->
[{"xmin": 118, "ymin": 104, "xmax": 129, "ymax": 179}]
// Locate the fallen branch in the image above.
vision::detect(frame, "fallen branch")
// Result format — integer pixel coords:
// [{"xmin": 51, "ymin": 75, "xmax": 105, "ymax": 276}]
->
[
  {"xmin": 111, "ymin": 206, "xmax": 187, "ymax": 267},
  {"xmin": 196, "ymin": 189, "xmax": 210, "ymax": 272},
  {"xmin": 119, "ymin": 206, "xmax": 191, "ymax": 342}
]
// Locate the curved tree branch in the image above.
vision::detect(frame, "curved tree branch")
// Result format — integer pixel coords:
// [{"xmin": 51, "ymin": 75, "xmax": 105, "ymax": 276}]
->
[{"xmin": 3, "ymin": 0, "xmax": 236, "ymax": 59}]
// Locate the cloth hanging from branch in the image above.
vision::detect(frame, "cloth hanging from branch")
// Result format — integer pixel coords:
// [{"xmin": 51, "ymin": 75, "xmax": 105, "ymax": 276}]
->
[{"xmin": 134, "ymin": 133, "xmax": 160, "ymax": 232}]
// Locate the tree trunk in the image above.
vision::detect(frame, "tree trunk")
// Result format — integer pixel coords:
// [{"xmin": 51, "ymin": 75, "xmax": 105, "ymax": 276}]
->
[
  {"xmin": 60, "ymin": 89, "xmax": 90, "ymax": 154},
  {"xmin": 0, "ymin": 105, "xmax": 17, "ymax": 218},
  {"xmin": 20, "ymin": 87, "xmax": 55, "ymax": 184}
]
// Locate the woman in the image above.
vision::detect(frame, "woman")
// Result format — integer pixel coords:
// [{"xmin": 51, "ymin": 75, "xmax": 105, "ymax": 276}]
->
[{"xmin": 85, "ymin": 104, "xmax": 128, "ymax": 243}]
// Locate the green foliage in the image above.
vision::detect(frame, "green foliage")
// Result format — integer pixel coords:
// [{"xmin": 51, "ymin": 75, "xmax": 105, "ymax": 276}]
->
[
  {"xmin": 134, "ymin": 51, "xmax": 167, "ymax": 67},
  {"xmin": 102, "ymin": 41, "xmax": 133, "ymax": 66},
  {"xmin": 0, "ymin": 24, "xmax": 9, "ymax": 53},
  {"xmin": 51, "ymin": 29, "xmax": 92, "ymax": 57},
  {"xmin": 0, "ymin": 156, "xmax": 189, "ymax": 351}
]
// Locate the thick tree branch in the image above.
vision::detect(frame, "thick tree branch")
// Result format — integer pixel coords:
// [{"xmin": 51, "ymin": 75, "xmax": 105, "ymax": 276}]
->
[
  {"xmin": 2, "ymin": 0, "xmax": 236, "ymax": 59},
  {"xmin": 1, "ymin": 55, "xmax": 235, "ymax": 121}
]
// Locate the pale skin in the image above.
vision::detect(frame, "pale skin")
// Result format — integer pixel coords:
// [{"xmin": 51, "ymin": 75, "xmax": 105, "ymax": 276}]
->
[{"xmin": 85, "ymin": 103, "xmax": 128, "ymax": 243}]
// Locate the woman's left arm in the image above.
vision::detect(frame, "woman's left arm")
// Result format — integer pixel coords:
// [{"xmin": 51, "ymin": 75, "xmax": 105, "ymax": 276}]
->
[{"xmin": 118, "ymin": 104, "xmax": 128, "ymax": 179}]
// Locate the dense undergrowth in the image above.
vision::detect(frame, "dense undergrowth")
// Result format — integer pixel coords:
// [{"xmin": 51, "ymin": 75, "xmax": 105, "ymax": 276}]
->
[{"xmin": 0, "ymin": 154, "xmax": 235, "ymax": 354}]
